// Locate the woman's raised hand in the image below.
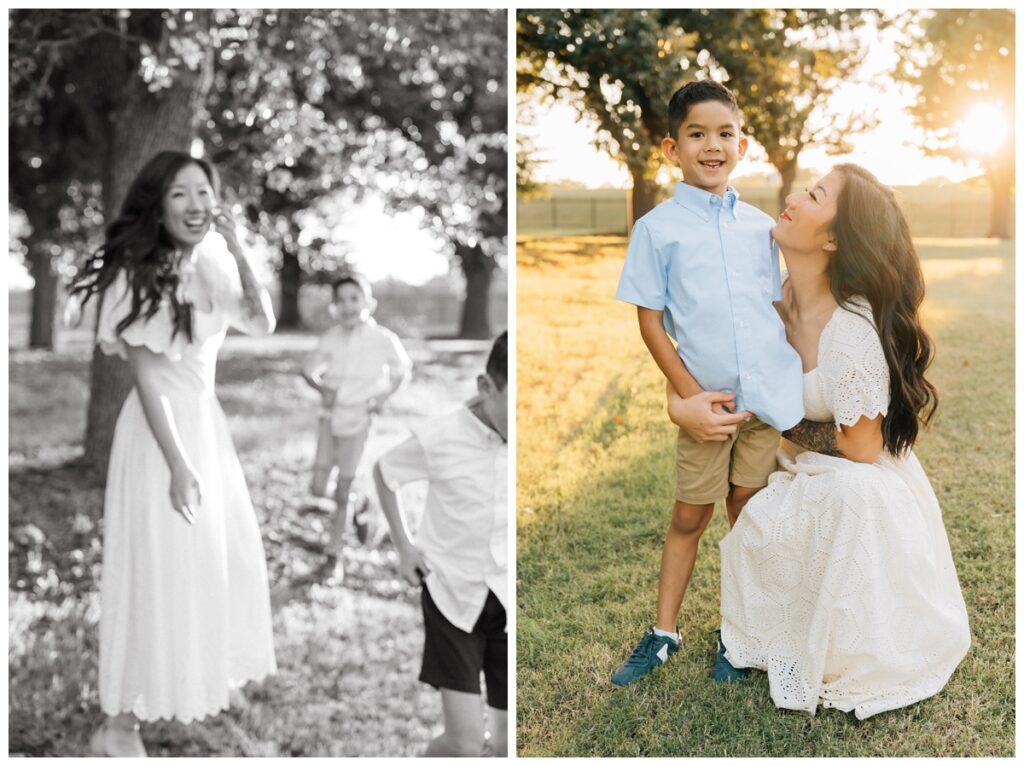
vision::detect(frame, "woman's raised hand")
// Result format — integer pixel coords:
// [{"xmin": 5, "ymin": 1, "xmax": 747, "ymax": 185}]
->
[
  {"xmin": 210, "ymin": 205, "xmax": 243, "ymax": 257},
  {"xmin": 170, "ymin": 463, "xmax": 203, "ymax": 525}
]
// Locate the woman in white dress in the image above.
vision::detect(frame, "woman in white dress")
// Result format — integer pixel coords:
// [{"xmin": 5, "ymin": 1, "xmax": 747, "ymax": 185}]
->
[
  {"xmin": 715, "ymin": 163, "xmax": 970, "ymax": 719},
  {"xmin": 69, "ymin": 152, "xmax": 278, "ymax": 755}
]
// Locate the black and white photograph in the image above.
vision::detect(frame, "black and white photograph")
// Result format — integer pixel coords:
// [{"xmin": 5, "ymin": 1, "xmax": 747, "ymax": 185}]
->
[{"xmin": 9, "ymin": 8, "xmax": 508, "ymax": 757}]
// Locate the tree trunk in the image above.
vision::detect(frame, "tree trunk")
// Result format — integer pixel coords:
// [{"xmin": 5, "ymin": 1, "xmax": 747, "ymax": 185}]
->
[
  {"xmin": 985, "ymin": 164, "xmax": 1012, "ymax": 239},
  {"xmin": 277, "ymin": 242, "xmax": 304, "ymax": 330},
  {"xmin": 25, "ymin": 200, "xmax": 63, "ymax": 350},
  {"xmin": 84, "ymin": 18, "xmax": 213, "ymax": 475},
  {"xmin": 776, "ymin": 158, "xmax": 799, "ymax": 214},
  {"xmin": 628, "ymin": 168, "xmax": 659, "ymax": 229},
  {"xmin": 456, "ymin": 241, "xmax": 494, "ymax": 339},
  {"xmin": 28, "ymin": 246, "xmax": 58, "ymax": 350}
]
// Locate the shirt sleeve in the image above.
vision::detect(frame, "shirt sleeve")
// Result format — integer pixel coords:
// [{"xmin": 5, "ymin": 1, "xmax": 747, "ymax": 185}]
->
[
  {"xmin": 96, "ymin": 269, "xmax": 190, "ymax": 361},
  {"xmin": 302, "ymin": 330, "xmax": 332, "ymax": 379},
  {"xmin": 822, "ymin": 305, "xmax": 890, "ymax": 428},
  {"xmin": 384, "ymin": 331, "xmax": 413, "ymax": 375},
  {"xmin": 614, "ymin": 219, "xmax": 666, "ymax": 310},
  {"xmin": 376, "ymin": 434, "xmax": 429, "ymax": 491}
]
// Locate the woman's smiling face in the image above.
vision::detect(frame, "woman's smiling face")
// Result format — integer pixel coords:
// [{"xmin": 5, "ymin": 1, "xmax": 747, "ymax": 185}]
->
[
  {"xmin": 773, "ymin": 170, "xmax": 845, "ymax": 254},
  {"xmin": 161, "ymin": 163, "xmax": 216, "ymax": 250}
]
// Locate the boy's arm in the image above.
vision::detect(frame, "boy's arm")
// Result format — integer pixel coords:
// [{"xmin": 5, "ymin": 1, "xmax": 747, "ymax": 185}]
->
[
  {"xmin": 637, "ymin": 307, "xmax": 702, "ymax": 398},
  {"xmin": 373, "ymin": 445, "xmax": 430, "ymax": 585},
  {"xmin": 301, "ymin": 338, "xmax": 336, "ymax": 402},
  {"xmin": 369, "ymin": 337, "xmax": 413, "ymax": 413},
  {"xmin": 637, "ymin": 307, "xmax": 749, "ymax": 443}
]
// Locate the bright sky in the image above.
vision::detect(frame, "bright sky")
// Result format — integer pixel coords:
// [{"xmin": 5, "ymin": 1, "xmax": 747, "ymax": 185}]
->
[
  {"xmin": 521, "ymin": 14, "xmax": 995, "ymax": 188},
  {"xmin": 299, "ymin": 194, "xmax": 451, "ymax": 286}
]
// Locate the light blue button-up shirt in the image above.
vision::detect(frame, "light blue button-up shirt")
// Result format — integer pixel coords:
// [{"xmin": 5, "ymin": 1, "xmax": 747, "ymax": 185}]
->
[{"xmin": 615, "ymin": 182, "xmax": 804, "ymax": 431}]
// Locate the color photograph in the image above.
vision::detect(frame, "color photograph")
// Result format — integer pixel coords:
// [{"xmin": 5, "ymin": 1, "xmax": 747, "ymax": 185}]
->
[{"xmin": 516, "ymin": 8, "xmax": 1013, "ymax": 757}]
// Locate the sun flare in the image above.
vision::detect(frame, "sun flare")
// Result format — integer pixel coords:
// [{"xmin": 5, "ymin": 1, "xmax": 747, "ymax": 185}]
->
[{"xmin": 957, "ymin": 102, "xmax": 1010, "ymax": 156}]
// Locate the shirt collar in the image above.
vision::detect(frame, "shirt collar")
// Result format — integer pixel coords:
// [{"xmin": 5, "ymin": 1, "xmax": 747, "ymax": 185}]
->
[
  {"xmin": 672, "ymin": 182, "xmax": 739, "ymax": 221},
  {"xmin": 462, "ymin": 403, "xmax": 505, "ymax": 445}
]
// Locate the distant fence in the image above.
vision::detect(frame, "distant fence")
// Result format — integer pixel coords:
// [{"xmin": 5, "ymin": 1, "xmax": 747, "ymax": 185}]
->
[
  {"xmin": 299, "ymin": 278, "xmax": 508, "ymax": 338},
  {"xmin": 518, "ymin": 185, "xmax": 1014, "ymax": 239}
]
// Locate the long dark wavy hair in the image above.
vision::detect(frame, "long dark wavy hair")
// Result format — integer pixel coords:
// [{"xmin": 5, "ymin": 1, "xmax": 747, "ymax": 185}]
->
[
  {"xmin": 69, "ymin": 151, "xmax": 220, "ymax": 343},
  {"xmin": 829, "ymin": 163, "xmax": 938, "ymax": 456}
]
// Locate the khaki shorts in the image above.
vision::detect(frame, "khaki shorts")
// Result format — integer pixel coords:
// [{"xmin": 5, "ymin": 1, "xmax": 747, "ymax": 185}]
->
[
  {"xmin": 675, "ymin": 416, "xmax": 780, "ymax": 504},
  {"xmin": 313, "ymin": 416, "xmax": 370, "ymax": 480}
]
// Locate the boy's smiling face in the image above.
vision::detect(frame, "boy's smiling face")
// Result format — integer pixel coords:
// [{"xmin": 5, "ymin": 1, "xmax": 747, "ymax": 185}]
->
[
  {"xmin": 332, "ymin": 281, "xmax": 371, "ymax": 328},
  {"xmin": 661, "ymin": 100, "xmax": 747, "ymax": 198}
]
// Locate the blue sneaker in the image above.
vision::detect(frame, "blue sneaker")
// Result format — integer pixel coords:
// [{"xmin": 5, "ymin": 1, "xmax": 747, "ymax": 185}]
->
[
  {"xmin": 712, "ymin": 628, "xmax": 751, "ymax": 682},
  {"xmin": 611, "ymin": 629, "xmax": 680, "ymax": 686}
]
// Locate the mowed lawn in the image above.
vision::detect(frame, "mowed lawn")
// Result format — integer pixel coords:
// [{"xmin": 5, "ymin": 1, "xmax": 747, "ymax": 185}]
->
[{"xmin": 515, "ymin": 235, "xmax": 1014, "ymax": 757}]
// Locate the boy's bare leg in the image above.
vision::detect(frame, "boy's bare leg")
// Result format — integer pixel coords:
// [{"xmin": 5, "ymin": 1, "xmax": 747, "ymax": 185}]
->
[
  {"xmin": 310, "ymin": 465, "xmax": 332, "ymax": 498},
  {"xmin": 725, "ymin": 484, "xmax": 760, "ymax": 528},
  {"xmin": 655, "ymin": 500, "xmax": 715, "ymax": 632},
  {"xmin": 486, "ymin": 706, "xmax": 508, "ymax": 756},
  {"xmin": 424, "ymin": 688, "xmax": 486, "ymax": 757},
  {"xmin": 327, "ymin": 475, "xmax": 354, "ymax": 554}
]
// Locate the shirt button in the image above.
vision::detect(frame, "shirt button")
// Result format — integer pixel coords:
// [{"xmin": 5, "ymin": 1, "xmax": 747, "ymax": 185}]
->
[
  {"xmin": 744, "ymin": 373, "xmax": 752, "ymax": 380},
  {"xmin": 737, "ymin": 320, "xmax": 746, "ymax": 328}
]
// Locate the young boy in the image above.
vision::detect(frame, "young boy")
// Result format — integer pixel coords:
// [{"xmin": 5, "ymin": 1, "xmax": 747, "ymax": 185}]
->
[
  {"xmin": 374, "ymin": 331, "xmax": 508, "ymax": 756},
  {"xmin": 611, "ymin": 80, "xmax": 804, "ymax": 685},
  {"xmin": 302, "ymin": 272, "xmax": 412, "ymax": 580}
]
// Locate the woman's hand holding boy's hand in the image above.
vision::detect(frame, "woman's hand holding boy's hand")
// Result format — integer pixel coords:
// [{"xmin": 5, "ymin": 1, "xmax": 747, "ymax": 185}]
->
[
  {"xmin": 396, "ymin": 543, "xmax": 430, "ymax": 586},
  {"xmin": 667, "ymin": 389, "xmax": 751, "ymax": 443}
]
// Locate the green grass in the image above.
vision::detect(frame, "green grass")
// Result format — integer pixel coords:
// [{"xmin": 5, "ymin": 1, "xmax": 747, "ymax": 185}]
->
[
  {"xmin": 9, "ymin": 337, "xmax": 487, "ymax": 756},
  {"xmin": 515, "ymin": 235, "xmax": 1014, "ymax": 757}
]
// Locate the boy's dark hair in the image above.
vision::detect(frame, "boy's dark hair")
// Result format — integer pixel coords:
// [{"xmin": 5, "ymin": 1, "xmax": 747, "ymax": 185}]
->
[
  {"xmin": 332, "ymin": 271, "xmax": 372, "ymax": 300},
  {"xmin": 485, "ymin": 331, "xmax": 508, "ymax": 390},
  {"xmin": 667, "ymin": 80, "xmax": 741, "ymax": 139}
]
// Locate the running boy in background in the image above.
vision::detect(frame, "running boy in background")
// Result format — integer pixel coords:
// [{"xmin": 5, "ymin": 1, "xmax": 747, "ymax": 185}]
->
[
  {"xmin": 374, "ymin": 331, "xmax": 508, "ymax": 757},
  {"xmin": 302, "ymin": 271, "xmax": 412, "ymax": 580},
  {"xmin": 611, "ymin": 80, "xmax": 804, "ymax": 685}
]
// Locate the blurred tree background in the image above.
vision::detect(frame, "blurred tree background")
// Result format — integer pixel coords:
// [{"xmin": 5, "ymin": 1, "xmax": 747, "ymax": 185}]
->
[
  {"xmin": 9, "ymin": 8, "xmax": 507, "ymax": 471},
  {"xmin": 517, "ymin": 8, "xmax": 1013, "ymax": 229},
  {"xmin": 894, "ymin": 8, "xmax": 1015, "ymax": 238}
]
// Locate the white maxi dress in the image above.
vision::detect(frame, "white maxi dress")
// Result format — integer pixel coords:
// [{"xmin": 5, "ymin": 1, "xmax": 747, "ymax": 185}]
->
[
  {"xmin": 96, "ymin": 243, "xmax": 277, "ymax": 722},
  {"xmin": 719, "ymin": 299, "xmax": 970, "ymax": 719}
]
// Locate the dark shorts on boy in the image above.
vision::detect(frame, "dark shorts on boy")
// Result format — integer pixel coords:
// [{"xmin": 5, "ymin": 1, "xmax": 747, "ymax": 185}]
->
[
  {"xmin": 420, "ymin": 586, "xmax": 507, "ymax": 711},
  {"xmin": 675, "ymin": 415, "xmax": 781, "ymax": 504}
]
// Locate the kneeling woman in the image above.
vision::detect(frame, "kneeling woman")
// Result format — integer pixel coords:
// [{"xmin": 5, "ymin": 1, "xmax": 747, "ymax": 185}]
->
[{"xmin": 717, "ymin": 164, "xmax": 970, "ymax": 719}]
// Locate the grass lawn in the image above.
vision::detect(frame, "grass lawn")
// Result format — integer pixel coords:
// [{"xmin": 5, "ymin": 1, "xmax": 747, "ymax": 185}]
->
[
  {"xmin": 9, "ymin": 334, "xmax": 490, "ymax": 756},
  {"xmin": 515, "ymin": 235, "xmax": 1014, "ymax": 757}
]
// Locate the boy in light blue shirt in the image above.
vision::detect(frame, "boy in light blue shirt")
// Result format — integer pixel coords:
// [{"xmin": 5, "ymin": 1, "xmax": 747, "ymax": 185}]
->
[{"xmin": 611, "ymin": 80, "xmax": 804, "ymax": 686}]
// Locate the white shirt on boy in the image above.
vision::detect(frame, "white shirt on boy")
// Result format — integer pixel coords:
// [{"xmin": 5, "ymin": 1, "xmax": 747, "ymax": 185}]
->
[{"xmin": 377, "ymin": 405, "xmax": 507, "ymax": 633}]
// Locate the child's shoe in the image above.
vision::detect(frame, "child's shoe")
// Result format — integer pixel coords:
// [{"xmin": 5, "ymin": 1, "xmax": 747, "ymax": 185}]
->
[
  {"xmin": 712, "ymin": 628, "xmax": 751, "ymax": 682},
  {"xmin": 352, "ymin": 494, "xmax": 372, "ymax": 545},
  {"xmin": 610, "ymin": 628, "xmax": 679, "ymax": 686}
]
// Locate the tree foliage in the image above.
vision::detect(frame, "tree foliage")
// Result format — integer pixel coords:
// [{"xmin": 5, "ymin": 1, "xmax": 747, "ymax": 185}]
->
[
  {"xmin": 894, "ymin": 9, "xmax": 1015, "ymax": 238},
  {"xmin": 10, "ymin": 9, "xmax": 507, "ymax": 342},
  {"xmin": 9, "ymin": 8, "xmax": 506, "ymax": 471},
  {"xmin": 517, "ymin": 8, "xmax": 879, "ymax": 219}
]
